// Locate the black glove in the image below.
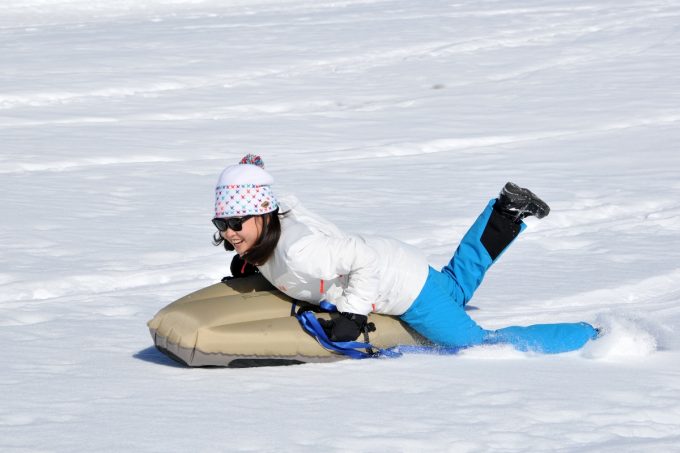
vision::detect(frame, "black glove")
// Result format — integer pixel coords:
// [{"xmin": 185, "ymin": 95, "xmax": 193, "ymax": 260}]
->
[
  {"xmin": 317, "ymin": 312, "xmax": 374, "ymax": 342},
  {"xmin": 229, "ymin": 254, "xmax": 259, "ymax": 279}
]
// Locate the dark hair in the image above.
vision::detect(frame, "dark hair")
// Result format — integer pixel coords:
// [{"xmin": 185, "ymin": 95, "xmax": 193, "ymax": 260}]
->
[{"xmin": 212, "ymin": 208, "xmax": 285, "ymax": 266}]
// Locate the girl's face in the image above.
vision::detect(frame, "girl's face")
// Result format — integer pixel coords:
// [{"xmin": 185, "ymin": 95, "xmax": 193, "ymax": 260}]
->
[{"xmin": 220, "ymin": 216, "xmax": 263, "ymax": 256}]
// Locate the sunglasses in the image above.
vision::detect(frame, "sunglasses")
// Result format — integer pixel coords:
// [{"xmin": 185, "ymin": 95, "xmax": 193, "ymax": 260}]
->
[{"xmin": 212, "ymin": 215, "xmax": 253, "ymax": 232}]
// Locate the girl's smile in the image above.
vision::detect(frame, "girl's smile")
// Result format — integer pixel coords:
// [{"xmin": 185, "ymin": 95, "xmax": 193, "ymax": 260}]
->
[{"xmin": 221, "ymin": 216, "xmax": 263, "ymax": 256}]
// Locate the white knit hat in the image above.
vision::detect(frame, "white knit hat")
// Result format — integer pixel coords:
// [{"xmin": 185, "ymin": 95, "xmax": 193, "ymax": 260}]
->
[{"xmin": 214, "ymin": 154, "xmax": 279, "ymax": 218}]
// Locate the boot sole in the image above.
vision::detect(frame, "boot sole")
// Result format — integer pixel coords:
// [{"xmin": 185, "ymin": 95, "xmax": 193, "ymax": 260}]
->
[{"xmin": 502, "ymin": 182, "xmax": 550, "ymax": 219}]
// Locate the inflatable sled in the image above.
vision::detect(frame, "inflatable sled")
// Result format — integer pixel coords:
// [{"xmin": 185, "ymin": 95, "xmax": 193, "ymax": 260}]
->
[{"xmin": 147, "ymin": 275, "xmax": 427, "ymax": 367}]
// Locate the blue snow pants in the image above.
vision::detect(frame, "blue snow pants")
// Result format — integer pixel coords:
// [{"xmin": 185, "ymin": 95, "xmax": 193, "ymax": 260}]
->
[{"xmin": 400, "ymin": 199, "xmax": 598, "ymax": 354}]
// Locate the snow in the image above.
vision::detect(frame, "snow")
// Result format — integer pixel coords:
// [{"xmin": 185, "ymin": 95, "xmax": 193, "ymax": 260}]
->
[{"xmin": 2, "ymin": 0, "xmax": 680, "ymax": 450}]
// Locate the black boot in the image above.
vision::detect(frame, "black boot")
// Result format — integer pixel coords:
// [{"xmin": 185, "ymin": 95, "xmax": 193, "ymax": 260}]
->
[{"xmin": 496, "ymin": 182, "xmax": 550, "ymax": 222}]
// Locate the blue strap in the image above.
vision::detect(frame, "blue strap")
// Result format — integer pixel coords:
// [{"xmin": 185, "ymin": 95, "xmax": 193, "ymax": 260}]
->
[
  {"xmin": 382, "ymin": 344, "xmax": 462, "ymax": 355},
  {"xmin": 294, "ymin": 301, "xmax": 461, "ymax": 360},
  {"xmin": 294, "ymin": 301, "xmax": 405, "ymax": 359},
  {"xmin": 296, "ymin": 310, "xmax": 380, "ymax": 359},
  {"xmin": 319, "ymin": 300, "xmax": 338, "ymax": 312}
]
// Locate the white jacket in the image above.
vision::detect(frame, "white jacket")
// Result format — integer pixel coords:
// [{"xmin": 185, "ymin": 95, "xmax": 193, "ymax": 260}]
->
[{"xmin": 257, "ymin": 196, "xmax": 430, "ymax": 316}]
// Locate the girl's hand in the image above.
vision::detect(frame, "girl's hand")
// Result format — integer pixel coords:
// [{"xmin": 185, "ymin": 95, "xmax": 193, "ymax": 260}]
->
[
  {"xmin": 317, "ymin": 312, "xmax": 369, "ymax": 342},
  {"xmin": 229, "ymin": 254, "xmax": 259, "ymax": 278}
]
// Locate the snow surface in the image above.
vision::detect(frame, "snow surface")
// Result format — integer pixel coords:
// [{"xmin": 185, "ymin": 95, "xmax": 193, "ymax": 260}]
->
[{"xmin": 2, "ymin": 0, "xmax": 680, "ymax": 451}]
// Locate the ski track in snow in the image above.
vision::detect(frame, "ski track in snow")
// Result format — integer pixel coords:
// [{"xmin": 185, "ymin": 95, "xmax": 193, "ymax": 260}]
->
[{"xmin": 2, "ymin": 0, "xmax": 680, "ymax": 451}]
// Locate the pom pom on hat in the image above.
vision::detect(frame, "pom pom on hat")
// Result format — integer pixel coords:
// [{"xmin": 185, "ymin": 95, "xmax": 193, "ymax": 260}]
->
[
  {"xmin": 214, "ymin": 154, "xmax": 279, "ymax": 218},
  {"xmin": 239, "ymin": 154, "xmax": 265, "ymax": 168}
]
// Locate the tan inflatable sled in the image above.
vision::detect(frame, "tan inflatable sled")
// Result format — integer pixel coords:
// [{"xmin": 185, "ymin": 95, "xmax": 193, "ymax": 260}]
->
[{"xmin": 147, "ymin": 275, "xmax": 426, "ymax": 367}]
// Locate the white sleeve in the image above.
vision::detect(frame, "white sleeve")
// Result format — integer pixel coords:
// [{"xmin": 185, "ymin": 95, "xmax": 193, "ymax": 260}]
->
[{"xmin": 285, "ymin": 233, "xmax": 380, "ymax": 316}]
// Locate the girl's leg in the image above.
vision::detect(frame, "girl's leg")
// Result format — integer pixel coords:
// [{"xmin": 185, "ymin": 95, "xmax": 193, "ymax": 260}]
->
[
  {"xmin": 489, "ymin": 323, "xmax": 599, "ymax": 354},
  {"xmin": 401, "ymin": 267, "xmax": 487, "ymax": 347},
  {"xmin": 441, "ymin": 199, "xmax": 525, "ymax": 306},
  {"xmin": 402, "ymin": 267, "xmax": 599, "ymax": 353},
  {"xmin": 401, "ymin": 194, "xmax": 597, "ymax": 353}
]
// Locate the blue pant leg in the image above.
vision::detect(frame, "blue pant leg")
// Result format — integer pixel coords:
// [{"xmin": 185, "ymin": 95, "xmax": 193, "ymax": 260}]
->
[
  {"xmin": 402, "ymin": 269, "xmax": 598, "ymax": 353},
  {"xmin": 441, "ymin": 199, "xmax": 526, "ymax": 306},
  {"xmin": 401, "ymin": 267, "xmax": 488, "ymax": 348},
  {"xmin": 401, "ymin": 201, "xmax": 597, "ymax": 353},
  {"xmin": 489, "ymin": 323, "xmax": 598, "ymax": 354}
]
